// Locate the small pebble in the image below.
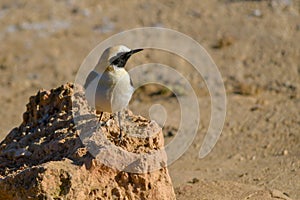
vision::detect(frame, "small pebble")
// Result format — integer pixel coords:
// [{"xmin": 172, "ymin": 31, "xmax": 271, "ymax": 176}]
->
[
  {"xmin": 283, "ymin": 149, "xmax": 288, "ymax": 156},
  {"xmin": 252, "ymin": 9, "xmax": 262, "ymax": 17},
  {"xmin": 167, "ymin": 131, "xmax": 174, "ymax": 137},
  {"xmin": 82, "ymin": 8, "xmax": 90, "ymax": 17},
  {"xmin": 188, "ymin": 177, "xmax": 199, "ymax": 184}
]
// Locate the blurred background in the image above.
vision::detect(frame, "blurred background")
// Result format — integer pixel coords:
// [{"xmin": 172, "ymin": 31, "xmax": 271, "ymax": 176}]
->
[{"xmin": 0, "ymin": 0, "xmax": 299, "ymax": 199}]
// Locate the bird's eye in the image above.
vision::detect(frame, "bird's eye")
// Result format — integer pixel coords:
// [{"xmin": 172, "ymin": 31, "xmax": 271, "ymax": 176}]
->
[
  {"xmin": 111, "ymin": 58, "xmax": 119, "ymax": 65},
  {"xmin": 110, "ymin": 53, "xmax": 129, "ymax": 68}
]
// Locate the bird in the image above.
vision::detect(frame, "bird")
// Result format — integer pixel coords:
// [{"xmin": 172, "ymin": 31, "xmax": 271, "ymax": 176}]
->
[{"xmin": 83, "ymin": 45, "xmax": 143, "ymax": 139}]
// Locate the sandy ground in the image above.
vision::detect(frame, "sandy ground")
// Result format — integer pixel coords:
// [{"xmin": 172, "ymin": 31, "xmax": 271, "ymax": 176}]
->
[{"xmin": 0, "ymin": 0, "xmax": 299, "ymax": 199}]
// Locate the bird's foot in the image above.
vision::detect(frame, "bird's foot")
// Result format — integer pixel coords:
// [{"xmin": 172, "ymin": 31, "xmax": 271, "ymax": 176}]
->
[
  {"xmin": 98, "ymin": 120, "xmax": 107, "ymax": 126},
  {"xmin": 114, "ymin": 130, "xmax": 124, "ymax": 145}
]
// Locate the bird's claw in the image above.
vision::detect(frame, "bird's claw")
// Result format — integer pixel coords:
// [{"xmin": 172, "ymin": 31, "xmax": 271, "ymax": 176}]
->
[{"xmin": 115, "ymin": 130, "xmax": 124, "ymax": 145}]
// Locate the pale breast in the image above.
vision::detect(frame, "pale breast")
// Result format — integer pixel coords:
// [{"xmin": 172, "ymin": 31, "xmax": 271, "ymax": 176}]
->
[
  {"xmin": 110, "ymin": 69, "xmax": 134, "ymax": 113},
  {"xmin": 85, "ymin": 69, "xmax": 134, "ymax": 113}
]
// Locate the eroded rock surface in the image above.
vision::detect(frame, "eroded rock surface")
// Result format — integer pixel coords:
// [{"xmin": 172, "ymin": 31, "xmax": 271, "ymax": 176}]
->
[{"xmin": 0, "ymin": 83, "xmax": 175, "ymax": 200}]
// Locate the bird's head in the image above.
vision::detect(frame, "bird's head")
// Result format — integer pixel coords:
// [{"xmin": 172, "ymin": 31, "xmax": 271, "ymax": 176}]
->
[{"xmin": 96, "ymin": 45, "xmax": 143, "ymax": 71}]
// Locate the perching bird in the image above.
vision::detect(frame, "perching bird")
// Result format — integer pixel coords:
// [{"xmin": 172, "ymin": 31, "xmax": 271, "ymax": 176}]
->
[{"xmin": 83, "ymin": 45, "xmax": 143, "ymax": 139}]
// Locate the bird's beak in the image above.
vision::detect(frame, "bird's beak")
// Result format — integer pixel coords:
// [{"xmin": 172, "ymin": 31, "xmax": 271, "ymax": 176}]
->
[
  {"xmin": 130, "ymin": 48, "xmax": 143, "ymax": 55},
  {"xmin": 121, "ymin": 49, "xmax": 143, "ymax": 60}
]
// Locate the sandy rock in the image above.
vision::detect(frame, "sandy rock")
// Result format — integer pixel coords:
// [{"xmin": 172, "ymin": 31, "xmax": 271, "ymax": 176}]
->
[{"xmin": 0, "ymin": 83, "xmax": 175, "ymax": 200}]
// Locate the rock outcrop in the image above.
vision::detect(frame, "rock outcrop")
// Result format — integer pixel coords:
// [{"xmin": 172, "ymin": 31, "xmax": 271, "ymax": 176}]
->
[{"xmin": 0, "ymin": 83, "xmax": 175, "ymax": 200}]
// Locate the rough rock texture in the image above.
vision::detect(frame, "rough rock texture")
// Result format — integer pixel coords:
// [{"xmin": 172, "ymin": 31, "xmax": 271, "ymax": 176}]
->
[{"xmin": 0, "ymin": 83, "xmax": 175, "ymax": 200}]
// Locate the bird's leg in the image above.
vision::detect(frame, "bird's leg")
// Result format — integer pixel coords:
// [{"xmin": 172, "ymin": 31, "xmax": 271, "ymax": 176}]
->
[
  {"xmin": 117, "ymin": 111, "xmax": 123, "ymax": 140},
  {"xmin": 98, "ymin": 112, "xmax": 103, "ymax": 123}
]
